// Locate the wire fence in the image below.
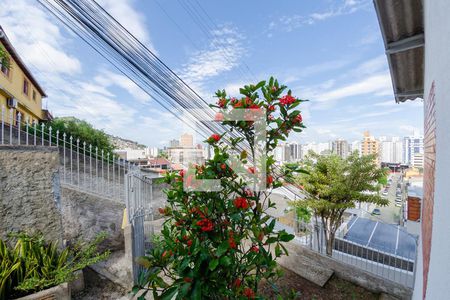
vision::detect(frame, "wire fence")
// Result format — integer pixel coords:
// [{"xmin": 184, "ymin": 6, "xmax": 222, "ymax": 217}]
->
[
  {"xmin": 0, "ymin": 107, "xmax": 137, "ymax": 201},
  {"xmin": 283, "ymin": 216, "xmax": 417, "ymax": 288}
]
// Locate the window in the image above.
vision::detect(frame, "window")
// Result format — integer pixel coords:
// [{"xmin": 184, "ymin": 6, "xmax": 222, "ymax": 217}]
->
[
  {"xmin": 32, "ymin": 90, "xmax": 36, "ymax": 101},
  {"xmin": 23, "ymin": 78, "xmax": 29, "ymax": 95},
  {"xmin": 0, "ymin": 58, "xmax": 9, "ymax": 77}
]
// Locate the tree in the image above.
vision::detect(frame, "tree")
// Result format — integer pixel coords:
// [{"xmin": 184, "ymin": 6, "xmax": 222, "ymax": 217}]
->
[
  {"xmin": 47, "ymin": 117, "xmax": 116, "ymax": 158},
  {"xmin": 294, "ymin": 152, "xmax": 388, "ymax": 256},
  {"xmin": 133, "ymin": 78, "xmax": 306, "ymax": 299},
  {"xmin": 0, "ymin": 46, "xmax": 10, "ymax": 70}
]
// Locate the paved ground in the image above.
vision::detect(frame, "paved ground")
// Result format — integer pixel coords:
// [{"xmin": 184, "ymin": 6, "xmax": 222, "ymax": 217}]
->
[{"xmin": 370, "ymin": 174, "xmax": 402, "ymax": 224}]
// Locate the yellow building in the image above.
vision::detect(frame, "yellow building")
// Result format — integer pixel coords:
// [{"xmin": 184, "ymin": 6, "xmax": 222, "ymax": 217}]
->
[
  {"xmin": 0, "ymin": 26, "xmax": 48, "ymax": 126},
  {"xmin": 361, "ymin": 131, "xmax": 379, "ymax": 163}
]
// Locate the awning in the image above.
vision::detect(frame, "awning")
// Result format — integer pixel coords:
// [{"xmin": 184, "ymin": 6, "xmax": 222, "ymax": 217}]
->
[{"xmin": 373, "ymin": 0, "xmax": 424, "ymax": 103}]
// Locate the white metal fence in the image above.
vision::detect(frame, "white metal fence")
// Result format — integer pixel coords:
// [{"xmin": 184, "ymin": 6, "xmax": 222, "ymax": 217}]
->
[
  {"xmin": 125, "ymin": 171, "xmax": 155, "ymax": 283},
  {"xmin": 286, "ymin": 217, "xmax": 417, "ymax": 288},
  {"xmin": 0, "ymin": 106, "xmax": 137, "ymax": 201}
]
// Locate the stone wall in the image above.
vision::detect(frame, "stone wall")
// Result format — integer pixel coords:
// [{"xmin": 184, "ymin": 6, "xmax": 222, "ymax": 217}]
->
[
  {"xmin": 60, "ymin": 186, "xmax": 125, "ymax": 251},
  {"xmin": 0, "ymin": 146, "xmax": 63, "ymax": 243}
]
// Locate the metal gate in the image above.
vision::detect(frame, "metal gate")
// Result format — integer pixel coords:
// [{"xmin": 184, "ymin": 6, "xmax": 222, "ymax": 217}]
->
[{"xmin": 125, "ymin": 171, "xmax": 154, "ymax": 283}]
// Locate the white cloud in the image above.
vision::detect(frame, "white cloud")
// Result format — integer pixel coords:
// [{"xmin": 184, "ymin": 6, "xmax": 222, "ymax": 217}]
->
[
  {"xmin": 178, "ymin": 25, "xmax": 246, "ymax": 95},
  {"xmin": 271, "ymin": 0, "xmax": 371, "ymax": 32},
  {"xmin": 96, "ymin": 0, "xmax": 156, "ymax": 53},
  {"xmin": 94, "ymin": 70, "xmax": 151, "ymax": 103},
  {"xmin": 0, "ymin": 0, "xmax": 175, "ymax": 146},
  {"xmin": 0, "ymin": 0, "xmax": 82, "ymax": 75},
  {"xmin": 315, "ymin": 73, "xmax": 393, "ymax": 103}
]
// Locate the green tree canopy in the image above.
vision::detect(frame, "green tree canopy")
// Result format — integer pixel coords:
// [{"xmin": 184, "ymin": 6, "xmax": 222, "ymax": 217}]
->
[
  {"xmin": 294, "ymin": 152, "xmax": 389, "ymax": 255},
  {"xmin": 47, "ymin": 117, "xmax": 115, "ymax": 158}
]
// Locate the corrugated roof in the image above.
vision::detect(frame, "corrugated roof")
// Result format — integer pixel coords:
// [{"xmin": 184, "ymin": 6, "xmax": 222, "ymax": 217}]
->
[
  {"xmin": 0, "ymin": 26, "xmax": 47, "ymax": 97},
  {"xmin": 374, "ymin": 0, "xmax": 424, "ymax": 102}
]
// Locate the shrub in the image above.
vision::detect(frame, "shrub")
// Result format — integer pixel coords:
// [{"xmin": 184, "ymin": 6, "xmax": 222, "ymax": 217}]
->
[
  {"xmin": 133, "ymin": 78, "xmax": 307, "ymax": 299},
  {"xmin": 0, "ymin": 233, "xmax": 109, "ymax": 300}
]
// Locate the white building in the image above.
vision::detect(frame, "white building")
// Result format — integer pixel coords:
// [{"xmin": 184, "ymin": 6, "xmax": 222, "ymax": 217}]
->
[
  {"xmin": 379, "ymin": 137, "xmax": 404, "ymax": 163},
  {"xmin": 350, "ymin": 140, "xmax": 361, "ymax": 155},
  {"xmin": 331, "ymin": 139, "xmax": 349, "ymax": 158},
  {"xmin": 301, "ymin": 142, "xmax": 331, "ymax": 159},
  {"xmin": 114, "ymin": 148, "xmax": 148, "ymax": 161},
  {"xmin": 403, "ymin": 135, "xmax": 424, "ymax": 165}
]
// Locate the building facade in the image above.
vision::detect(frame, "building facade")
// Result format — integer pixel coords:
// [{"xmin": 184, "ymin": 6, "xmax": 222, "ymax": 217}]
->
[
  {"xmin": 361, "ymin": 131, "xmax": 379, "ymax": 164},
  {"xmin": 380, "ymin": 137, "xmax": 404, "ymax": 163},
  {"xmin": 0, "ymin": 27, "xmax": 48, "ymax": 125},
  {"xmin": 331, "ymin": 139, "xmax": 349, "ymax": 158},
  {"xmin": 403, "ymin": 135, "xmax": 424, "ymax": 165}
]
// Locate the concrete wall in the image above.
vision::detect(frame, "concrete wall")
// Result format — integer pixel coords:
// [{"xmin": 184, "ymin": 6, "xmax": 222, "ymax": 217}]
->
[
  {"xmin": 0, "ymin": 146, "xmax": 63, "ymax": 243},
  {"xmin": 415, "ymin": 1, "xmax": 450, "ymax": 299},
  {"xmin": 60, "ymin": 185, "xmax": 125, "ymax": 251}
]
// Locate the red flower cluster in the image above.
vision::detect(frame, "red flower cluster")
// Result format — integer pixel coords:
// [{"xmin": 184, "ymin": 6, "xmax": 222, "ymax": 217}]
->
[
  {"xmin": 294, "ymin": 114, "xmax": 303, "ymax": 123},
  {"xmin": 233, "ymin": 278, "xmax": 242, "ymax": 288},
  {"xmin": 217, "ymin": 98, "xmax": 226, "ymax": 108},
  {"xmin": 243, "ymin": 287, "xmax": 255, "ymax": 299},
  {"xmin": 179, "ymin": 169, "xmax": 185, "ymax": 178},
  {"xmin": 279, "ymin": 94, "xmax": 296, "ymax": 106},
  {"xmin": 228, "ymin": 231, "xmax": 237, "ymax": 249},
  {"xmin": 250, "ymin": 245, "xmax": 259, "ymax": 253},
  {"xmin": 266, "ymin": 175, "xmax": 274, "ymax": 185},
  {"xmin": 245, "ymin": 97, "xmax": 253, "ymax": 105},
  {"xmin": 233, "ymin": 197, "xmax": 249, "ymax": 210},
  {"xmin": 247, "ymin": 166, "xmax": 255, "ymax": 174},
  {"xmin": 268, "ymin": 105, "xmax": 275, "ymax": 111},
  {"xmin": 196, "ymin": 218, "xmax": 214, "ymax": 232},
  {"xmin": 210, "ymin": 134, "xmax": 221, "ymax": 142}
]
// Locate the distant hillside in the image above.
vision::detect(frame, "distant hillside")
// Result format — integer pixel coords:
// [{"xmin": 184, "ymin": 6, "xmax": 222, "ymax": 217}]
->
[{"xmin": 108, "ymin": 134, "xmax": 147, "ymax": 150}]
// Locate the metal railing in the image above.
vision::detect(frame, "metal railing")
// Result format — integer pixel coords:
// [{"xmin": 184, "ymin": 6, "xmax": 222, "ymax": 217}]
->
[
  {"xmin": 125, "ymin": 171, "xmax": 154, "ymax": 283},
  {"xmin": 279, "ymin": 216, "xmax": 417, "ymax": 288},
  {"xmin": 0, "ymin": 106, "xmax": 137, "ymax": 201}
]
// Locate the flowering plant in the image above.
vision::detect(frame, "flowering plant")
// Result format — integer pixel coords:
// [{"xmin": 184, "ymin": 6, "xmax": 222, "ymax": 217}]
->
[{"xmin": 134, "ymin": 78, "xmax": 306, "ymax": 299}]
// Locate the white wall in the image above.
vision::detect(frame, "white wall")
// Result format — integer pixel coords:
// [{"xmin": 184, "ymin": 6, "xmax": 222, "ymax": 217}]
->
[{"xmin": 413, "ymin": 0, "xmax": 450, "ymax": 299}]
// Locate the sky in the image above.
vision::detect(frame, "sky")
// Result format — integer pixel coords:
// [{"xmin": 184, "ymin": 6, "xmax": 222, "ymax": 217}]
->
[{"xmin": 0, "ymin": 0, "xmax": 424, "ymax": 148}]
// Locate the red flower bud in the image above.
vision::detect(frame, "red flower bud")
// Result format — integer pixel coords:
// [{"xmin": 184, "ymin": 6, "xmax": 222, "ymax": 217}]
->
[
  {"xmin": 158, "ymin": 207, "xmax": 166, "ymax": 215},
  {"xmin": 267, "ymin": 175, "xmax": 274, "ymax": 185},
  {"xmin": 187, "ymin": 240, "xmax": 193, "ymax": 247},
  {"xmin": 217, "ymin": 98, "xmax": 227, "ymax": 108},
  {"xmin": 221, "ymin": 163, "xmax": 227, "ymax": 170},
  {"xmin": 251, "ymin": 245, "xmax": 259, "ymax": 253},
  {"xmin": 184, "ymin": 277, "xmax": 193, "ymax": 283},
  {"xmin": 268, "ymin": 105, "xmax": 275, "ymax": 111},
  {"xmin": 233, "ymin": 278, "xmax": 242, "ymax": 288},
  {"xmin": 210, "ymin": 134, "xmax": 221, "ymax": 142},
  {"xmin": 243, "ymin": 287, "xmax": 255, "ymax": 299},
  {"xmin": 294, "ymin": 114, "xmax": 303, "ymax": 123}
]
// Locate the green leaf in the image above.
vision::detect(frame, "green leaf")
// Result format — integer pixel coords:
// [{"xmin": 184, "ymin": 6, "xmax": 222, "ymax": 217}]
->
[
  {"xmin": 216, "ymin": 241, "xmax": 229, "ymax": 257},
  {"xmin": 209, "ymin": 259, "xmax": 219, "ymax": 271},
  {"xmin": 160, "ymin": 286, "xmax": 178, "ymax": 300},
  {"xmin": 255, "ymin": 80, "xmax": 266, "ymax": 90},
  {"xmin": 275, "ymin": 244, "xmax": 282, "ymax": 257},
  {"xmin": 220, "ymin": 256, "xmax": 231, "ymax": 266}
]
